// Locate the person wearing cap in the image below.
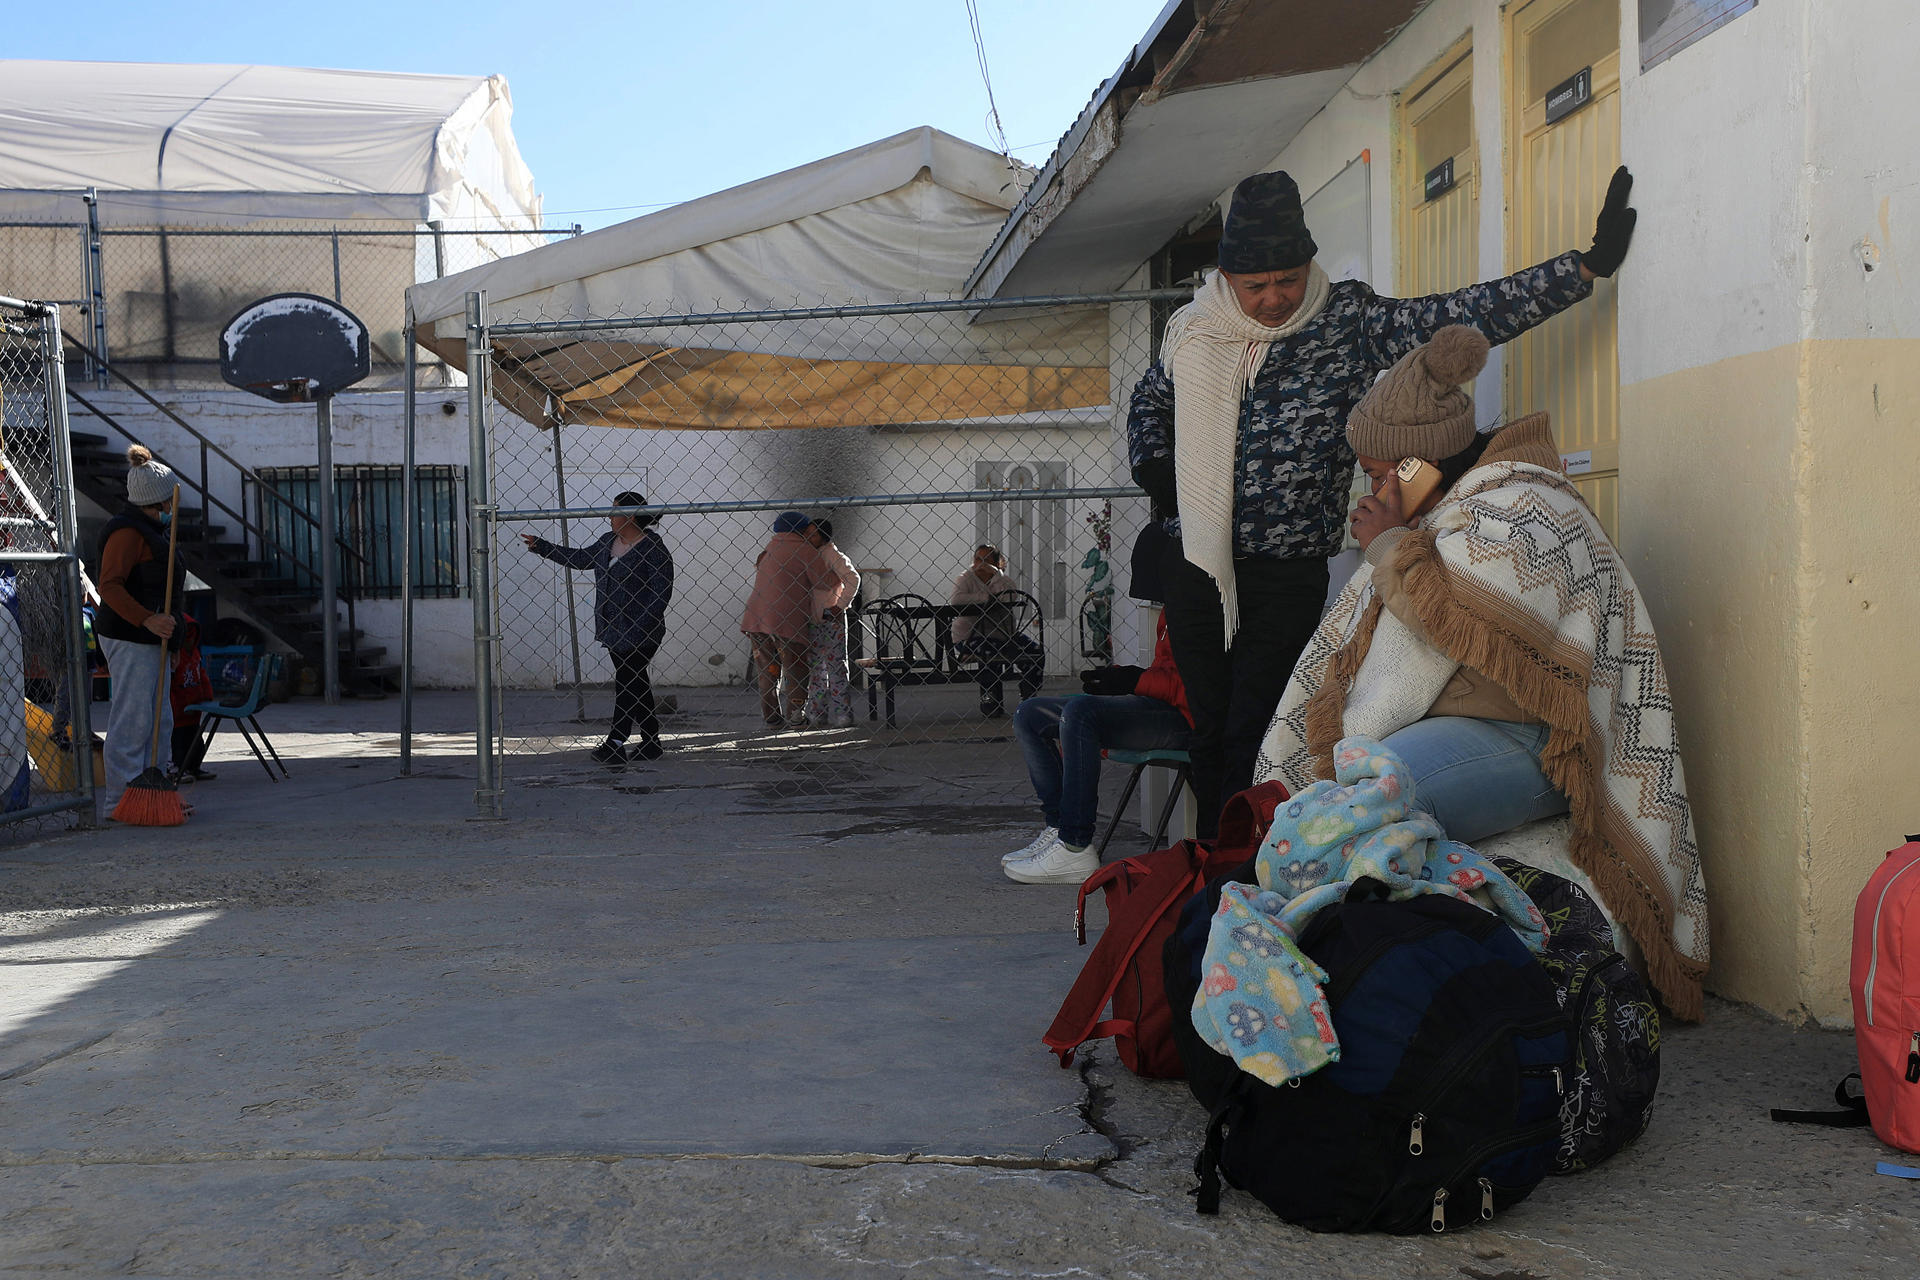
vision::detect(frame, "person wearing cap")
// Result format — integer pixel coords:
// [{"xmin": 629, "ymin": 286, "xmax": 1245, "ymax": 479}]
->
[
  {"xmin": 522, "ymin": 490, "xmax": 675, "ymax": 763},
  {"xmin": 741, "ymin": 511, "xmax": 834, "ymax": 727},
  {"xmin": 1127, "ymin": 166, "xmax": 1638, "ymax": 839},
  {"xmin": 801, "ymin": 518, "xmax": 861, "ymax": 729},
  {"xmin": 1257, "ymin": 324, "xmax": 1708, "ymax": 1022},
  {"xmin": 95, "ymin": 444, "xmax": 185, "ymax": 814},
  {"xmin": 1000, "ymin": 587, "xmax": 1192, "ymax": 886}
]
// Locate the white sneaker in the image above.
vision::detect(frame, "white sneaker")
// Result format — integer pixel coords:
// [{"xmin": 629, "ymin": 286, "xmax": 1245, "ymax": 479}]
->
[
  {"xmin": 1005, "ymin": 835, "xmax": 1100, "ymax": 885},
  {"xmin": 1001, "ymin": 826, "xmax": 1060, "ymax": 866}
]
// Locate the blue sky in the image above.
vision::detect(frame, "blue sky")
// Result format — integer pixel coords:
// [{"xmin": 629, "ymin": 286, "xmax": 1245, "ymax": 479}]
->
[{"xmin": 10, "ymin": 0, "xmax": 1173, "ymax": 230}]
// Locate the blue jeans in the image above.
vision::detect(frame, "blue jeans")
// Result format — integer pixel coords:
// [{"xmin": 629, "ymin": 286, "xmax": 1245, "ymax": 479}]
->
[
  {"xmin": 1013, "ymin": 694, "xmax": 1192, "ymax": 847},
  {"xmin": 1380, "ymin": 716, "xmax": 1570, "ymax": 844}
]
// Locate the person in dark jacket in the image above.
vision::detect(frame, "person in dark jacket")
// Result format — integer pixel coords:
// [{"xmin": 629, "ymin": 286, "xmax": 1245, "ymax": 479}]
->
[
  {"xmin": 1126, "ymin": 165, "xmax": 1638, "ymax": 839},
  {"xmin": 522, "ymin": 490, "xmax": 674, "ymax": 764},
  {"xmin": 95, "ymin": 445, "xmax": 185, "ymax": 815}
]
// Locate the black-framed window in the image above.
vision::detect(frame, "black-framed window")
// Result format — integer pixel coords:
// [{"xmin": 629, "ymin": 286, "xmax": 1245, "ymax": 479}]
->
[{"xmin": 252, "ymin": 465, "xmax": 464, "ymax": 600}]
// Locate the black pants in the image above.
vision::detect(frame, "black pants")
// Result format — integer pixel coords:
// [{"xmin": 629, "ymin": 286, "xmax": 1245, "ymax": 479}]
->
[
  {"xmin": 965, "ymin": 634, "xmax": 1044, "ymax": 712},
  {"xmin": 609, "ymin": 643, "xmax": 660, "ymax": 745},
  {"xmin": 1159, "ymin": 540, "xmax": 1328, "ymax": 840}
]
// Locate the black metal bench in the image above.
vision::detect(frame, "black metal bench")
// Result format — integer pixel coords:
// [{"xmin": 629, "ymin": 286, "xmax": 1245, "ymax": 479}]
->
[{"xmin": 856, "ymin": 591, "xmax": 1045, "ymax": 728}]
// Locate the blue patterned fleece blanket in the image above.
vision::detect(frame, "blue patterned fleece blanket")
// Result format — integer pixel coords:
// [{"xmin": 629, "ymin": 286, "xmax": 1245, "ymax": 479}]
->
[{"xmin": 1190, "ymin": 736, "xmax": 1549, "ymax": 1087}]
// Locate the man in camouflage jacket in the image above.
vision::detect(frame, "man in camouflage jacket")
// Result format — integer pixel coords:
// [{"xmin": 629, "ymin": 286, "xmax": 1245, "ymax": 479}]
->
[{"xmin": 1126, "ymin": 167, "xmax": 1637, "ymax": 838}]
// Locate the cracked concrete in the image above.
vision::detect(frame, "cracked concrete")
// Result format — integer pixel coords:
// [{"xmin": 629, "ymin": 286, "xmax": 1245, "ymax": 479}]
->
[{"xmin": 0, "ymin": 691, "xmax": 1916, "ymax": 1277}]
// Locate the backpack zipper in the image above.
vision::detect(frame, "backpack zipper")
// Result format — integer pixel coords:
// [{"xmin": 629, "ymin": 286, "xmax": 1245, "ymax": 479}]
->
[
  {"xmin": 1864, "ymin": 856, "xmax": 1920, "ymax": 1027},
  {"xmin": 1405, "ymin": 1113, "xmax": 1566, "ymax": 1235}
]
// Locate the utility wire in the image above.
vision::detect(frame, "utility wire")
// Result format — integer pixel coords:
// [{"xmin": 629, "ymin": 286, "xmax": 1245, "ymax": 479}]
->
[{"xmin": 964, "ymin": 0, "xmax": 1032, "ymax": 195}]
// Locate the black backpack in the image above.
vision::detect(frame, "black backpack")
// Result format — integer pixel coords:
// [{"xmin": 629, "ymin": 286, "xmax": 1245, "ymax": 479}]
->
[
  {"xmin": 1486, "ymin": 855, "xmax": 1661, "ymax": 1173},
  {"xmin": 1166, "ymin": 879, "xmax": 1572, "ymax": 1234}
]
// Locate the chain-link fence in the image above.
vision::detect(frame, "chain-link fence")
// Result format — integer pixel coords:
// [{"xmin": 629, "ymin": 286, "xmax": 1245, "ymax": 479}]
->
[
  {"xmin": 0, "ymin": 193, "xmax": 575, "ymax": 391},
  {"xmin": 460, "ymin": 288, "xmax": 1205, "ymax": 817},
  {"xmin": 0, "ymin": 298, "xmax": 97, "ymax": 833}
]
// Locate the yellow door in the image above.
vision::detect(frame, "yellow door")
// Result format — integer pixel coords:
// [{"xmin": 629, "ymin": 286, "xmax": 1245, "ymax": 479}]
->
[
  {"xmin": 1506, "ymin": 0, "xmax": 1622, "ymax": 533},
  {"xmin": 1398, "ymin": 38, "xmax": 1478, "ymax": 297}
]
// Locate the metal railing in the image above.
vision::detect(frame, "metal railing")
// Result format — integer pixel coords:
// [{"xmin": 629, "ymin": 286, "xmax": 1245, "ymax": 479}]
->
[{"xmin": 58, "ymin": 331, "xmax": 373, "ymax": 676}]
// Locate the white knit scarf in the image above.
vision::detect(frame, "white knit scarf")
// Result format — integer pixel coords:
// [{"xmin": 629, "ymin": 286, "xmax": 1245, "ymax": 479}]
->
[{"xmin": 1161, "ymin": 263, "xmax": 1331, "ymax": 643}]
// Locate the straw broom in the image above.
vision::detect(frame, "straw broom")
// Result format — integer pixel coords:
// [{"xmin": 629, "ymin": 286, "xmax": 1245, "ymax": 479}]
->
[{"xmin": 111, "ymin": 486, "xmax": 187, "ymax": 826}]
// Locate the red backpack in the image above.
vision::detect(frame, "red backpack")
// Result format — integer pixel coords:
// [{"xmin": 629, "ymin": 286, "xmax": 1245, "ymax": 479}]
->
[
  {"xmin": 1042, "ymin": 781, "xmax": 1289, "ymax": 1078},
  {"xmin": 1852, "ymin": 836, "xmax": 1920, "ymax": 1154}
]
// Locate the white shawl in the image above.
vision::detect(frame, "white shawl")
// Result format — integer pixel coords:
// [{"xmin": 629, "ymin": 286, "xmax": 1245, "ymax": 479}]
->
[{"xmin": 1161, "ymin": 264, "xmax": 1331, "ymax": 642}]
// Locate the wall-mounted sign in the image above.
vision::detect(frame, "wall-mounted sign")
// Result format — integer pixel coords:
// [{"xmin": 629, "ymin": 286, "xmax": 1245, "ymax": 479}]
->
[
  {"xmin": 1561, "ymin": 449, "xmax": 1594, "ymax": 476},
  {"xmin": 1544, "ymin": 67, "xmax": 1593, "ymax": 125},
  {"xmin": 1641, "ymin": 0, "xmax": 1757, "ymax": 72},
  {"xmin": 1423, "ymin": 157, "xmax": 1456, "ymax": 203}
]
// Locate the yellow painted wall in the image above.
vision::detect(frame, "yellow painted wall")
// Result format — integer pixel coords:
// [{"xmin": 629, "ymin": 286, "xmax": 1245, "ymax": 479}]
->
[{"xmin": 1621, "ymin": 339, "xmax": 1920, "ymax": 1023}]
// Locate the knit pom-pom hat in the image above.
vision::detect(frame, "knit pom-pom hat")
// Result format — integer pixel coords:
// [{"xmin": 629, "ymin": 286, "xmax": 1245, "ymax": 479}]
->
[
  {"xmin": 124, "ymin": 444, "xmax": 174, "ymax": 507},
  {"xmin": 1345, "ymin": 325, "xmax": 1491, "ymax": 461}
]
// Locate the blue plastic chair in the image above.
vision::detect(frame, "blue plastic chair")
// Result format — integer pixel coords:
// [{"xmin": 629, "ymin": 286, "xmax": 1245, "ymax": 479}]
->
[
  {"xmin": 1094, "ymin": 747, "xmax": 1193, "ymax": 860},
  {"xmin": 185, "ymin": 645, "xmax": 289, "ymax": 782}
]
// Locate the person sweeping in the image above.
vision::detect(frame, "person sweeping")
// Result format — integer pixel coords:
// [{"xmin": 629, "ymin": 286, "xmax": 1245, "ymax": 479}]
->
[{"xmin": 98, "ymin": 445, "xmax": 187, "ymax": 825}]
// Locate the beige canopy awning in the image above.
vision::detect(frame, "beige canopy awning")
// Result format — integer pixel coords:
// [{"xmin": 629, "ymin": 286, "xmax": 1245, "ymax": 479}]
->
[{"xmin": 406, "ymin": 128, "xmax": 1110, "ymax": 431}]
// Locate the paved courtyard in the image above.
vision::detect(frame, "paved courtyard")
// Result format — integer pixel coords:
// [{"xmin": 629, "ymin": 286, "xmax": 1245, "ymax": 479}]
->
[{"xmin": 0, "ymin": 691, "xmax": 1913, "ymax": 1277}]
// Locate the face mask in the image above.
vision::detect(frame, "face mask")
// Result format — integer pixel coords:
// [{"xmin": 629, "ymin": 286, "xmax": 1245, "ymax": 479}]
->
[{"xmin": 155, "ymin": 511, "xmax": 172, "ymax": 527}]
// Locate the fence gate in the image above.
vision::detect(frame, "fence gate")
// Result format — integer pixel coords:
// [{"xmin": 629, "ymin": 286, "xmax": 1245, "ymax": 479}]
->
[
  {"xmin": 0, "ymin": 298, "xmax": 97, "ymax": 832},
  {"xmin": 461, "ymin": 288, "xmax": 1187, "ymax": 820}
]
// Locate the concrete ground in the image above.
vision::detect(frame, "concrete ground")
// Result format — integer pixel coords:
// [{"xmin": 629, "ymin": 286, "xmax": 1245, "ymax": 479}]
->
[{"xmin": 0, "ymin": 690, "xmax": 1913, "ymax": 1278}]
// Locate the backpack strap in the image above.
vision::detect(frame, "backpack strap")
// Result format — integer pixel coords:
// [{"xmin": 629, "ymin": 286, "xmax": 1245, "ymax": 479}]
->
[
  {"xmin": 1770, "ymin": 1073, "xmax": 1870, "ymax": 1127},
  {"xmin": 1043, "ymin": 854, "xmax": 1209, "ymax": 1068},
  {"xmin": 1191, "ymin": 1081, "xmax": 1246, "ymax": 1215}
]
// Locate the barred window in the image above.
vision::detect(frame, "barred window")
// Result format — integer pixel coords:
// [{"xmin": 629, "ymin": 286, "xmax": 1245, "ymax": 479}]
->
[{"xmin": 252, "ymin": 465, "xmax": 465, "ymax": 599}]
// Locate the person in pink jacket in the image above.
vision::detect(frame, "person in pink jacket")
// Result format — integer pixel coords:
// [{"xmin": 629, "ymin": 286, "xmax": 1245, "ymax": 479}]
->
[
  {"xmin": 740, "ymin": 511, "xmax": 831, "ymax": 727},
  {"xmin": 802, "ymin": 518, "xmax": 861, "ymax": 728}
]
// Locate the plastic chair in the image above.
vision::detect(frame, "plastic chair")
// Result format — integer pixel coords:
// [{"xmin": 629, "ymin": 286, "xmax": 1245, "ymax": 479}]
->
[
  {"xmin": 184, "ymin": 645, "xmax": 289, "ymax": 782},
  {"xmin": 1093, "ymin": 748, "xmax": 1193, "ymax": 860}
]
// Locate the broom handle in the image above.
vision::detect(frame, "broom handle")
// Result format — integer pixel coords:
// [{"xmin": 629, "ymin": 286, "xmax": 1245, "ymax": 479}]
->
[{"xmin": 147, "ymin": 486, "xmax": 180, "ymax": 765}]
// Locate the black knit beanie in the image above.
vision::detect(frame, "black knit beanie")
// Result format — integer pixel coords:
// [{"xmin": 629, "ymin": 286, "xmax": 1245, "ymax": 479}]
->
[{"xmin": 1217, "ymin": 170, "xmax": 1317, "ymax": 273}]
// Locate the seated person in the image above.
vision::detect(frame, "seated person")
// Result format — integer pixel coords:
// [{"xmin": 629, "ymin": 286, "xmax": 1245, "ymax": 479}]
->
[
  {"xmin": 1002, "ymin": 614, "xmax": 1190, "ymax": 886},
  {"xmin": 1256, "ymin": 325, "xmax": 1709, "ymax": 1020},
  {"xmin": 949, "ymin": 543, "xmax": 1042, "ymax": 716}
]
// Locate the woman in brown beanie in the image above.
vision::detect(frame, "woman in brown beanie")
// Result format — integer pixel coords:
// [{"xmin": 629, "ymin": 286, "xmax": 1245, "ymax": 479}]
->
[{"xmin": 1256, "ymin": 325, "xmax": 1709, "ymax": 1022}]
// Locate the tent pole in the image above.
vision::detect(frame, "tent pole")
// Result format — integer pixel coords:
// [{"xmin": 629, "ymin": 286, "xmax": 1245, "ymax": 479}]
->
[
  {"xmin": 550, "ymin": 426, "xmax": 587, "ymax": 721},
  {"xmin": 400, "ymin": 323, "xmax": 416, "ymax": 775}
]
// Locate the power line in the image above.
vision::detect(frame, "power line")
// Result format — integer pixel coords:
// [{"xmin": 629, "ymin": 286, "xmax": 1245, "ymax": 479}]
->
[{"xmin": 964, "ymin": 0, "xmax": 1031, "ymax": 194}]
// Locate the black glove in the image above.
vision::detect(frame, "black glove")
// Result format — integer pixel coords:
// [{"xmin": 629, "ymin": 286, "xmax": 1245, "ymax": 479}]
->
[
  {"xmin": 1582, "ymin": 166, "xmax": 1637, "ymax": 278},
  {"xmin": 1132, "ymin": 455, "xmax": 1178, "ymax": 519},
  {"xmin": 1079, "ymin": 665, "xmax": 1144, "ymax": 696}
]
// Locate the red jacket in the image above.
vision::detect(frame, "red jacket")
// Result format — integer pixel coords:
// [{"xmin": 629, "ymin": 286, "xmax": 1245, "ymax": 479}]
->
[{"xmin": 1131, "ymin": 616, "xmax": 1191, "ymax": 725}]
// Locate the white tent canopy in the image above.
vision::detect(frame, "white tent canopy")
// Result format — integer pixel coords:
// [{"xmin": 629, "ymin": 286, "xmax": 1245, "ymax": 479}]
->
[
  {"xmin": 406, "ymin": 127, "xmax": 1110, "ymax": 432},
  {"xmin": 0, "ymin": 60, "xmax": 540, "ymax": 228}
]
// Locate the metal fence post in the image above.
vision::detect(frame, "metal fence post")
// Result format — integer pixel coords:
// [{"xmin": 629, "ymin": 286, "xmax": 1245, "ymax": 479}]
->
[
  {"xmin": 550, "ymin": 426, "xmax": 587, "ymax": 721},
  {"xmin": 465, "ymin": 292, "xmax": 500, "ymax": 818},
  {"xmin": 39, "ymin": 303, "xmax": 96, "ymax": 819},
  {"xmin": 400, "ymin": 324, "xmax": 416, "ymax": 775},
  {"xmin": 82, "ymin": 189, "xmax": 108, "ymax": 389}
]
